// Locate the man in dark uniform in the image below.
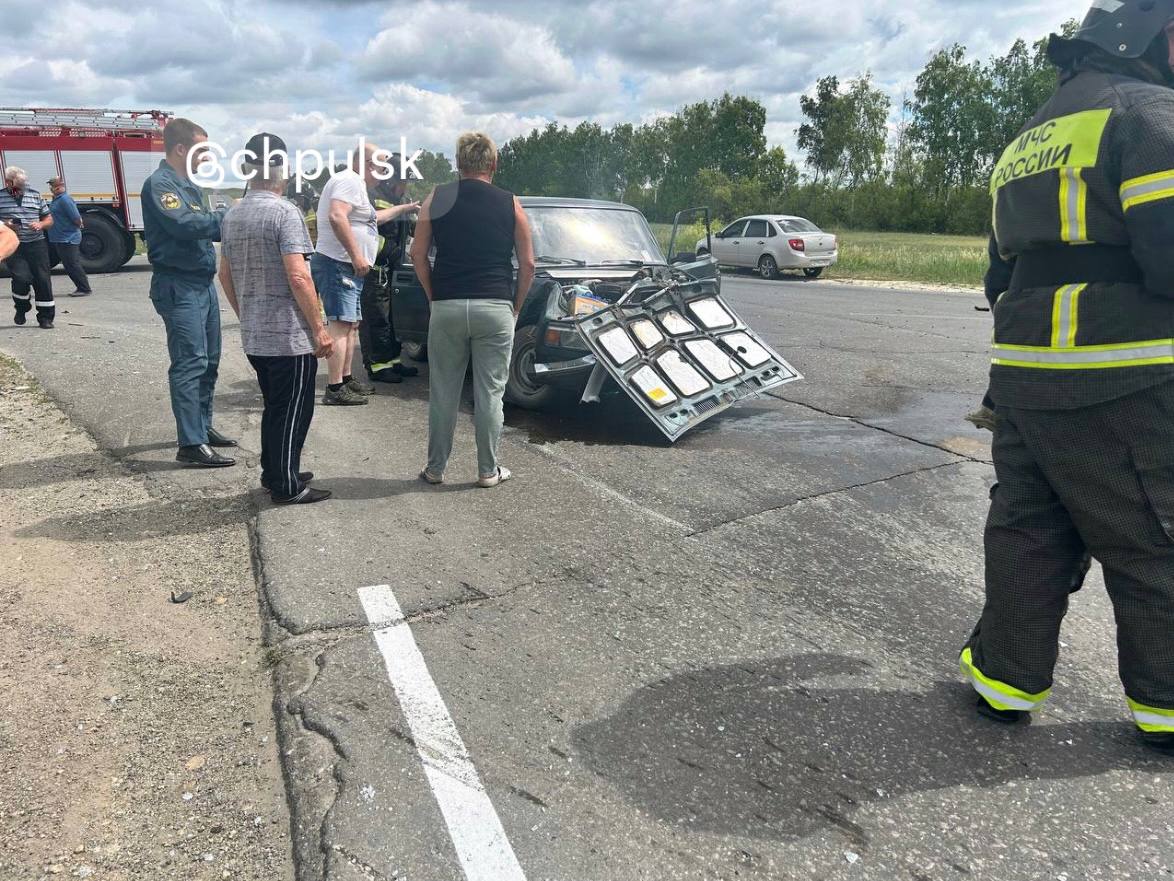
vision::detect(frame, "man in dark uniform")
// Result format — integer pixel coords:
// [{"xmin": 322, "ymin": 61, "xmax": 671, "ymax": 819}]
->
[
  {"xmin": 360, "ymin": 161, "xmax": 421, "ymax": 384},
  {"xmin": 142, "ymin": 118, "xmax": 237, "ymax": 467},
  {"xmin": 962, "ymin": 1, "xmax": 1174, "ymax": 755}
]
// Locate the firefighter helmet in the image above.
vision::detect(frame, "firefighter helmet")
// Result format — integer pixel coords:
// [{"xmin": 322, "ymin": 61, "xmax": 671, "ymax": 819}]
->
[{"xmin": 1051, "ymin": 0, "xmax": 1174, "ymax": 62}]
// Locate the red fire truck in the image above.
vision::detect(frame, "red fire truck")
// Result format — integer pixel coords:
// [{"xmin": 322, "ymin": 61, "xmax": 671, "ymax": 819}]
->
[{"xmin": 0, "ymin": 108, "xmax": 171, "ymax": 273}]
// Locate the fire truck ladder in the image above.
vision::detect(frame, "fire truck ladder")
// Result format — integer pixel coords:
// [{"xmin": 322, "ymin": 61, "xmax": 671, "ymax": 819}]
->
[{"xmin": 0, "ymin": 108, "xmax": 169, "ymax": 133}]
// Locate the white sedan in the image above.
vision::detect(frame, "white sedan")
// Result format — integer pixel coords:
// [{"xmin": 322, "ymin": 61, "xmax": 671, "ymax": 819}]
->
[{"xmin": 698, "ymin": 215, "xmax": 838, "ymax": 279}]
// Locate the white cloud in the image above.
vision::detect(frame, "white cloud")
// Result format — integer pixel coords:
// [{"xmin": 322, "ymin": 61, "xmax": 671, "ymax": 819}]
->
[
  {"xmin": 0, "ymin": 0, "xmax": 1077, "ymax": 160},
  {"xmin": 360, "ymin": 2, "xmax": 578, "ymax": 106}
]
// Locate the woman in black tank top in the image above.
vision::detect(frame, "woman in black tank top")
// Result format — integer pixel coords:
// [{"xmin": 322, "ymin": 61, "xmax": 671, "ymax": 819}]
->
[
  {"xmin": 429, "ymin": 179, "xmax": 516, "ymax": 301},
  {"xmin": 410, "ymin": 132, "xmax": 537, "ymax": 486}
]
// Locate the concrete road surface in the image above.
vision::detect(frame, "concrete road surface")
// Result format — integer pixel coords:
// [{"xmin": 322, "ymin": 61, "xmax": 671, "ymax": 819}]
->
[{"xmin": 2, "ymin": 260, "xmax": 1170, "ymax": 881}]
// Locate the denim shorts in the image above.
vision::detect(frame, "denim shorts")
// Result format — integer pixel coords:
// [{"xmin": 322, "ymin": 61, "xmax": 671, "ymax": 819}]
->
[{"xmin": 311, "ymin": 252, "xmax": 362, "ymax": 323}]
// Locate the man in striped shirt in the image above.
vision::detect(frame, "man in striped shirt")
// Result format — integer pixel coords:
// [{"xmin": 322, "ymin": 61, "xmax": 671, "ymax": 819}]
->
[{"xmin": 0, "ymin": 166, "xmax": 55, "ymax": 328}]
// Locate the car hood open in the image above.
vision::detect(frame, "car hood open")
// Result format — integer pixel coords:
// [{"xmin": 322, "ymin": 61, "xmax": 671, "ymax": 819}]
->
[{"xmin": 573, "ymin": 278, "xmax": 801, "ymax": 441}]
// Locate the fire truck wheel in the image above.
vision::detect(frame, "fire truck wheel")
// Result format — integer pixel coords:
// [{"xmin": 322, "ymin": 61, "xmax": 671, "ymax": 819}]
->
[{"xmin": 80, "ymin": 213, "xmax": 127, "ymax": 274}]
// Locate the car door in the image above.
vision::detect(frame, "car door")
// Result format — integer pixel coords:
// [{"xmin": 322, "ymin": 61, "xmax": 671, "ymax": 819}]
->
[
  {"xmin": 738, "ymin": 219, "xmax": 770, "ymax": 268},
  {"xmin": 713, "ymin": 220, "xmax": 747, "ymax": 265},
  {"xmin": 390, "ymin": 219, "xmax": 430, "ymax": 344}
]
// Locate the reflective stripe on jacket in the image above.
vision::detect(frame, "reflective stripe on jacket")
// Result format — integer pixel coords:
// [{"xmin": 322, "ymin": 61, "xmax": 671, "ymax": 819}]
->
[{"xmin": 989, "ymin": 68, "xmax": 1174, "ymax": 409}]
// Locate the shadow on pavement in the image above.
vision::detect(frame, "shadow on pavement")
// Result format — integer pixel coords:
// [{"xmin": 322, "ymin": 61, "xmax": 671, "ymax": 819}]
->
[
  {"xmin": 97, "ymin": 264, "xmax": 153, "ymax": 275},
  {"xmin": 0, "ymin": 443, "xmax": 186, "ymax": 490},
  {"xmin": 17, "ymin": 494, "xmax": 252, "ymax": 541},
  {"xmin": 573, "ymin": 654, "xmax": 1166, "ymax": 846},
  {"xmin": 320, "ymin": 476, "xmax": 478, "ymax": 500}
]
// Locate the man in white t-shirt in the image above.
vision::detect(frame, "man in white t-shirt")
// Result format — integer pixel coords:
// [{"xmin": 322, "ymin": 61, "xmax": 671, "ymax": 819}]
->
[{"xmin": 310, "ymin": 142, "xmax": 414, "ymax": 405}]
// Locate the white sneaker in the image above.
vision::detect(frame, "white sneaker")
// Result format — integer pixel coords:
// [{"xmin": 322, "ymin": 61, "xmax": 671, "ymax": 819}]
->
[
  {"xmin": 477, "ymin": 466, "xmax": 512, "ymax": 488},
  {"xmin": 420, "ymin": 468, "xmax": 444, "ymax": 485}
]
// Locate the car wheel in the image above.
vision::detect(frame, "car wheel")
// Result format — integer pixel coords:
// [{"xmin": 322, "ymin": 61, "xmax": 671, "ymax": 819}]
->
[
  {"xmin": 804, "ymin": 267, "xmax": 825, "ymax": 279},
  {"xmin": 758, "ymin": 254, "xmax": 779, "ymax": 280},
  {"xmin": 505, "ymin": 325, "xmax": 558, "ymax": 410},
  {"xmin": 402, "ymin": 340, "xmax": 428, "ymax": 362}
]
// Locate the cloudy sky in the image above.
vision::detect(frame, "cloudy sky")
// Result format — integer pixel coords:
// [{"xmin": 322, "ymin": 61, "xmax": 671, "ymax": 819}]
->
[{"xmin": 2, "ymin": 0, "xmax": 1076, "ymax": 164}]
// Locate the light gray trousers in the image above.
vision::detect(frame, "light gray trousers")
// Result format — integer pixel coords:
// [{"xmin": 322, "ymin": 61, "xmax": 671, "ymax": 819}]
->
[{"xmin": 426, "ymin": 298, "xmax": 515, "ymax": 477}]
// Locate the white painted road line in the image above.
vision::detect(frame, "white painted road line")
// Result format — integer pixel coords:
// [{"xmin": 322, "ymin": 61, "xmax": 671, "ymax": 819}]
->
[{"xmin": 357, "ymin": 585, "xmax": 528, "ymax": 881}]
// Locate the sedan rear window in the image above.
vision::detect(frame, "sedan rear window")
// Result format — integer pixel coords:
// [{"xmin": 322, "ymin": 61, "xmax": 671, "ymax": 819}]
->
[{"xmin": 780, "ymin": 218, "xmax": 821, "ymax": 233}]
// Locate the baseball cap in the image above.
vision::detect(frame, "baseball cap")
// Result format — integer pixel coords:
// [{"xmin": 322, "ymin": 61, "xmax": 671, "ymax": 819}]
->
[{"xmin": 243, "ymin": 132, "xmax": 288, "ymax": 166}]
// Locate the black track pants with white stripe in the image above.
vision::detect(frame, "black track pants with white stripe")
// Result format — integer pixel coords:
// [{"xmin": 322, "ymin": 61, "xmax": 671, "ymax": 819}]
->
[
  {"xmin": 248, "ymin": 353, "xmax": 318, "ymax": 498},
  {"xmin": 9, "ymin": 238, "xmax": 54, "ymax": 321}
]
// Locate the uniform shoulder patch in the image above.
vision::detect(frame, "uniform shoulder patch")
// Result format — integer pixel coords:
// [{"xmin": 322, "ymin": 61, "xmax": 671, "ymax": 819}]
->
[{"xmin": 160, "ymin": 192, "xmax": 181, "ymax": 210}]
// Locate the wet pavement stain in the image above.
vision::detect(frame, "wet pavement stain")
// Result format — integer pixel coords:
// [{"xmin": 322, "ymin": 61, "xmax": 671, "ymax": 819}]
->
[{"xmin": 573, "ymin": 654, "xmax": 1163, "ymax": 844}]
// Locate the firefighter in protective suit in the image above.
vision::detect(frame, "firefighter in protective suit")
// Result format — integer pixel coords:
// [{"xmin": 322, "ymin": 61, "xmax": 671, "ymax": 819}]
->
[
  {"xmin": 360, "ymin": 167, "xmax": 421, "ymax": 384},
  {"xmin": 962, "ymin": 1, "xmax": 1174, "ymax": 755}
]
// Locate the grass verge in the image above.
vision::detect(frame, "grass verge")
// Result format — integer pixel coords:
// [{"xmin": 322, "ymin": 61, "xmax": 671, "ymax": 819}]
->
[{"xmin": 650, "ymin": 223, "xmax": 987, "ymax": 288}]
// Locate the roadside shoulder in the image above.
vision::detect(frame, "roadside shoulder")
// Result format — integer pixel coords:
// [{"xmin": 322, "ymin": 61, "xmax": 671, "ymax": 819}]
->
[{"xmin": 0, "ymin": 353, "xmax": 294, "ymax": 881}]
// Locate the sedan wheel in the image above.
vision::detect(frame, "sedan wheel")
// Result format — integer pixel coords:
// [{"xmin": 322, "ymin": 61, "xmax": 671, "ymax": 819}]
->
[
  {"xmin": 804, "ymin": 267, "xmax": 825, "ymax": 279},
  {"xmin": 758, "ymin": 254, "xmax": 779, "ymax": 280}
]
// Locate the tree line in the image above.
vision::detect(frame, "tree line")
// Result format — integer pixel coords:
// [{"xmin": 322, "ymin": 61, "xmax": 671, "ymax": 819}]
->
[{"xmin": 494, "ymin": 21, "xmax": 1078, "ymax": 236}]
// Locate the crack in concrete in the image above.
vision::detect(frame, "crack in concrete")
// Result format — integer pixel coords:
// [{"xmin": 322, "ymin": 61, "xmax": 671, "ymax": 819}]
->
[
  {"xmin": 331, "ymin": 844, "xmax": 402, "ymax": 881},
  {"xmin": 262, "ymin": 577, "xmax": 536, "ymax": 881},
  {"xmin": 277, "ymin": 644, "xmax": 349, "ymax": 881},
  {"xmin": 767, "ymin": 392, "xmax": 992, "ymax": 465},
  {"xmin": 264, "ymin": 579, "xmax": 538, "ymax": 648},
  {"xmin": 687, "ymin": 460, "xmax": 966, "ymax": 538}
]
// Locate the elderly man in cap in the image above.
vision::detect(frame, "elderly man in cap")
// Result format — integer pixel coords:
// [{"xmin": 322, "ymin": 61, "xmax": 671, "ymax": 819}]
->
[
  {"xmin": 218, "ymin": 134, "xmax": 335, "ymax": 505},
  {"xmin": 47, "ymin": 176, "xmax": 92, "ymax": 297},
  {"xmin": 0, "ymin": 166, "xmax": 55, "ymax": 328}
]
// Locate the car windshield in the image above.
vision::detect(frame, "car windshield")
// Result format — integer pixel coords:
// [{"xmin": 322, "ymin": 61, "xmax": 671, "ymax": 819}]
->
[
  {"xmin": 526, "ymin": 206, "xmax": 665, "ymax": 267},
  {"xmin": 780, "ymin": 218, "xmax": 821, "ymax": 233}
]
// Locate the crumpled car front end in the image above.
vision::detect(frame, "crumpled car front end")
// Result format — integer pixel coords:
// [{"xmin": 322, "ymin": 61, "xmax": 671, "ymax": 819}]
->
[{"xmin": 527, "ymin": 271, "xmax": 801, "ymax": 441}]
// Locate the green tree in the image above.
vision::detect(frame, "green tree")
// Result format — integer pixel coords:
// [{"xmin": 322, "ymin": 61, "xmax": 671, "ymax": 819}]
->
[
  {"xmin": 757, "ymin": 146, "xmax": 800, "ymax": 201},
  {"xmin": 986, "ymin": 37, "xmax": 1057, "ymax": 153},
  {"xmin": 843, "ymin": 75, "xmax": 891, "ymax": 187},
  {"xmin": 797, "ymin": 76, "xmax": 852, "ymax": 185},
  {"xmin": 405, "ymin": 149, "xmax": 456, "ymax": 200},
  {"xmin": 797, "ymin": 75, "xmax": 890, "ymax": 187},
  {"xmin": 907, "ymin": 45, "xmax": 996, "ymax": 193}
]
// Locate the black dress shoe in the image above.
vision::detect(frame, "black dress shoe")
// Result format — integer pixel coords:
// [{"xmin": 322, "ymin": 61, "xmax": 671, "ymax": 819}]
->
[
  {"xmin": 14, "ymin": 309, "xmax": 26, "ymax": 326},
  {"xmin": 1141, "ymin": 732, "xmax": 1174, "ymax": 755},
  {"xmin": 207, "ymin": 428, "xmax": 238, "ymax": 447},
  {"xmin": 272, "ymin": 486, "xmax": 332, "ymax": 505},
  {"xmin": 261, "ymin": 471, "xmax": 314, "ymax": 491},
  {"xmin": 369, "ymin": 367, "xmax": 404, "ymax": 384},
  {"xmin": 38, "ymin": 318, "xmax": 54, "ymax": 329},
  {"xmin": 975, "ymin": 696, "xmax": 1029, "ymax": 725},
  {"xmin": 177, "ymin": 444, "xmax": 236, "ymax": 468}
]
